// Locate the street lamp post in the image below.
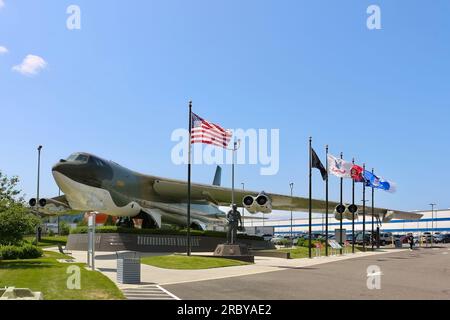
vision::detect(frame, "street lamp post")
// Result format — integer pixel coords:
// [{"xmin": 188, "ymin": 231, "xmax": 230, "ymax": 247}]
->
[
  {"xmin": 57, "ymin": 188, "xmax": 61, "ymax": 235},
  {"xmin": 241, "ymin": 182, "xmax": 245, "ymax": 225},
  {"xmin": 429, "ymin": 203, "xmax": 436, "ymax": 247},
  {"xmin": 35, "ymin": 145, "xmax": 43, "ymax": 243},
  {"xmin": 230, "ymin": 139, "xmax": 241, "ymax": 206},
  {"xmin": 289, "ymin": 183, "xmax": 294, "ymax": 238}
]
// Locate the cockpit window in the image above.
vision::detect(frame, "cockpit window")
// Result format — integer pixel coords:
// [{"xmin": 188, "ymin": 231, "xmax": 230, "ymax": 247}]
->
[
  {"xmin": 66, "ymin": 153, "xmax": 89, "ymax": 163},
  {"xmin": 91, "ymin": 157, "xmax": 105, "ymax": 167},
  {"xmin": 75, "ymin": 154, "xmax": 89, "ymax": 162},
  {"xmin": 66, "ymin": 153, "xmax": 78, "ymax": 161}
]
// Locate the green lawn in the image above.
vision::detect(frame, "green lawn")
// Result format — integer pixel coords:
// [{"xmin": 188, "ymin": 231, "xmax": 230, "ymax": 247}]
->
[
  {"xmin": 279, "ymin": 246, "xmax": 361, "ymax": 259},
  {"xmin": 141, "ymin": 255, "xmax": 249, "ymax": 270},
  {"xmin": 0, "ymin": 251, "xmax": 124, "ymax": 300},
  {"xmin": 24, "ymin": 235, "xmax": 68, "ymax": 248}
]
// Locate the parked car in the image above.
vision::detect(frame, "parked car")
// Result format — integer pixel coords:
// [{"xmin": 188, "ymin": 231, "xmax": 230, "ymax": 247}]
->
[
  {"xmin": 355, "ymin": 232, "xmax": 372, "ymax": 245},
  {"xmin": 346, "ymin": 234, "xmax": 355, "ymax": 244},
  {"xmin": 378, "ymin": 232, "xmax": 393, "ymax": 245},
  {"xmin": 262, "ymin": 234, "xmax": 273, "ymax": 241},
  {"xmin": 420, "ymin": 232, "xmax": 438, "ymax": 243},
  {"xmin": 270, "ymin": 236, "xmax": 284, "ymax": 244},
  {"xmin": 441, "ymin": 234, "xmax": 450, "ymax": 243},
  {"xmin": 433, "ymin": 234, "xmax": 445, "ymax": 243}
]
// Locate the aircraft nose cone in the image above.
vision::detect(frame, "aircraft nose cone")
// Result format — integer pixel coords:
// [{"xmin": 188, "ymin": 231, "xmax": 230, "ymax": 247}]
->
[{"xmin": 52, "ymin": 161, "xmax": 71, "ymax": 177}]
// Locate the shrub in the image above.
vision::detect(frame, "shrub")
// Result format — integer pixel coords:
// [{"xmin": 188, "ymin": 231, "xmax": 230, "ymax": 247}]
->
[
  {"xmin": 279, "ymin": 239, "xmax": 292, "ymax": 246},
  {"xmin": 77, "ymin": 219, "xmax": 88, "ymax": 227},
  {"xmin": 296, "ymin": 238, "xmax": 324, "ymax": 248},
  {"xmin": 20, "ymin": 244, "xmax": 43, "ymax": 259},
  {"xmin": 295, "ymin": 238, "xmax": 306, "ymax": 247},
  {"xmin": 48, "ymin": 229, "xmax": 55, "ymax": 237},
  {"xmin": 0, "ymin": 244, "xmax": 43, "ymax": 260},
  {"xmin": 59, "ymin": 221, "xmax": 71, "ymax": 236}
]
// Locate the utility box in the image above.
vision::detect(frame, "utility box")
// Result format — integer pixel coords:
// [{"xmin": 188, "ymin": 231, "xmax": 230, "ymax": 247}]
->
[
  {"xmin": 335, "ymin": 229, "xmax": 347, "ymax": 244},
  {"xmin": 116, "ymin": 251, "xmax": 141, "ymax": 284}
]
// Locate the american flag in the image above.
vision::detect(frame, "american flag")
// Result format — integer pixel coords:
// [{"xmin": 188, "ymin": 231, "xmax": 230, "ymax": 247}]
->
[{"xmin": 191, "ymin": 112, "xmax": 232, "ymax": 148}]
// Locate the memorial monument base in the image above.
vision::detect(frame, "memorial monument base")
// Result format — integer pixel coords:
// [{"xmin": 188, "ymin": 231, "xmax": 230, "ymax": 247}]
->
[{"xmin": 213, "ymin": 243, "xmax": 254, "ymax": 263}]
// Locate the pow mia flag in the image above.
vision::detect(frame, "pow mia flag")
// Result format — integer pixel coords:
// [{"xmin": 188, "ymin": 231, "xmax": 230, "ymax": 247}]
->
[{"xmin": 311, "ymin": 148, "xmax": 327, "ymax": 181}]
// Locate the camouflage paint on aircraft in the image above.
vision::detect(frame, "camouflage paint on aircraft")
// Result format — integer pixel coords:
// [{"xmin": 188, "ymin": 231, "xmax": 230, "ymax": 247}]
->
[{"xmin": 30, "ymin": 152, "xmax": 423, "ymax": 230}]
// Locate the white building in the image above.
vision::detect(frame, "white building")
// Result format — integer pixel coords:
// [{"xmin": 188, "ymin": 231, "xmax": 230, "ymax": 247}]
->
[{"xmin": 244, "ymin": 209, "xmax": 450, "ymax": 236}]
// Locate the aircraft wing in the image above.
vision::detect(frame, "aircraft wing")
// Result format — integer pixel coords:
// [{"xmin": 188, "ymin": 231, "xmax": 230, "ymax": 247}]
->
[
  {"xmin": 30, "ymin": 195, "xmax": 82, "ymax": 216},
  {"xmin": 152, "ymin": 179, "xmax": 423, "ymax": 221}
]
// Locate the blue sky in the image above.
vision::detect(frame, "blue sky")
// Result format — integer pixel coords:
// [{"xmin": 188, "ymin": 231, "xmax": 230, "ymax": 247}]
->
[{"xmin": 1, "ymin": 0, "xmax": 449, "ymax": 219}]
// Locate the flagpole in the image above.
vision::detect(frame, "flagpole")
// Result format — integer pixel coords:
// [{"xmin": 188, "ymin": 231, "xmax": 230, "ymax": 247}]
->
[
  {"xmin": 352, "ymin": 158, "xmax": 355, "ymax": 254},
  {"xmin": 325, "ymin": 145, "xmax": 329, "ymax": 257},
  {"xmin": 371, "ymin": 168, "xmax": 375, "ymax": 250},
  {"xmin": 362, "ymin": 163, "xmax": 366, "ymax": 252},
  {"xmin": 308, "ymin": 137, "xmax": 312, "ymax": 259},
  {"xmin": 232, "ymin": 139, "xmax": 236, "ymax": 205},
  {"xmin": 339, "ymin": 152, "xmax": 343, "ymax": 255},
  {"xmin": 187, "ymin": 101, "xmax": 192, "ymax": 256}
]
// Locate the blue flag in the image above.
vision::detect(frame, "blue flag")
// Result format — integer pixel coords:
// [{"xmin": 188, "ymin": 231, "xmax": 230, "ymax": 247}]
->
[{"xmin": 363, "ymin": 170, "xmax": 396, "ymax": 193}]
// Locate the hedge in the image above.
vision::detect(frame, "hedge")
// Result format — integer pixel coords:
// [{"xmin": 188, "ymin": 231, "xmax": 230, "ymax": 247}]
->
[
  {"xmin": 0, "ymin": 244, "xmax": 43, "ymax": 260},
  {"xmin": 296, "ymin": 238, "xmax": 327, "ymax": 248},
  {"xmin": 70, "ymin": 226, "xmax": 263, "ymax": 241}
]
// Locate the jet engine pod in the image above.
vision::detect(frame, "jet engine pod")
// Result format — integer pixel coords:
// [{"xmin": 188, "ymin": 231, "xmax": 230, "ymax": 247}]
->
[
  {"xmin": 29, "ymin": 198, "xmax": 37, "ymax": 207},
  {"xmin": 255, "ymin": 192, "xmax": 272, "ymax": 214},
  {"xmin": 243, "ymin": 195, "xmax": 254, "ymax": 206},
  {"xmin": 344, "ymin": 204, "xmax": 358, "ymax": 220},
  {"xmin": 242, "ymin": 195, "xmax": 258, "ymax": 214},
  {"xmin": 334, "ymin": 204, "xmax": 346, "ymax": 221},
  {"xmin": 348, "ymin": 204, "xmax": 358, "ymax": 214},
  {"xmin": 39, "ymin": 198, "xmax": 47, "ymax": 207},
  {"xmin": 335, "ymin": 204, "xmax": 346, "ymax": 214},
  {"xmin": 242, "ymin": 192, "xmax": 272, "ymax": 214}
]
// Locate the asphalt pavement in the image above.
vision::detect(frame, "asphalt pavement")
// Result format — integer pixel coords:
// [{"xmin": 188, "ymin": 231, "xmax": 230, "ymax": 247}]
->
[{"xmin": 163, "ymin": 246, "xmax": 450, "ymax": 300}]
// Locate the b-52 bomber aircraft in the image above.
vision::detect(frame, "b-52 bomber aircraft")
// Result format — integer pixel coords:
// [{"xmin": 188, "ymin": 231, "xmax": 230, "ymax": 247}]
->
[{"xmin": 29, "ymin": 152, "xmax": 423, "ymax": 230}]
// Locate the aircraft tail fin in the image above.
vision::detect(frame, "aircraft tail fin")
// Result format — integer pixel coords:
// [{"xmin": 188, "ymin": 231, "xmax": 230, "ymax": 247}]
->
[{"xmin": 212, "ymin": 166, "xmax": 222, "ymax": 186}]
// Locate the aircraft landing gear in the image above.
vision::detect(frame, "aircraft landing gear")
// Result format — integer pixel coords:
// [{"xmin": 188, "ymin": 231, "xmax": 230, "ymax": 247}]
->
[
  {"xmin": 116, "ymin": 212, "xmax": 158, "ymax": 229},
  {"xmin": 116, "ymin": 217, "xmax": 134, "ymax": 228},
  {"xmin": 138, "ymin": 211, "xmax": 158, "ymax": 229}
]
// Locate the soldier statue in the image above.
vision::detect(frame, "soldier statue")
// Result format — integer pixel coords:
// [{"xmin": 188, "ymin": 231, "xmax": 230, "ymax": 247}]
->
[{"xmin": 227, "ymin": 204, "xmax": 242, "ymax": 245}]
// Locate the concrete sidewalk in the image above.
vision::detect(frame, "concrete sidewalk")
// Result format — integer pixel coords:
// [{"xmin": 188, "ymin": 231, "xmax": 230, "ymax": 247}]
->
[{"xmin": 51, "ymin": 248, "xmax": 407, "ymax": 288}]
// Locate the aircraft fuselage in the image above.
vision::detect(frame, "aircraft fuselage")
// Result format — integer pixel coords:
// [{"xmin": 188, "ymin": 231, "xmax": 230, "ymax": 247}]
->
[{"xmin": 52, "ymin": 152, "xmax": 227, "ymax": 229}]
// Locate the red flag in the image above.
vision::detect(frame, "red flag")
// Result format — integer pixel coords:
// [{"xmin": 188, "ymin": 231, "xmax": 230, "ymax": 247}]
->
[{"xmin": 351, "ymin": 165, "xmax": 364, "ymax": 182}]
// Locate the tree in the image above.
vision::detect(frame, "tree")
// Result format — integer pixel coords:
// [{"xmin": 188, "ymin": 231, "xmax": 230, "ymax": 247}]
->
[
  {"xmin": 0, "ymin": 171, "xmax": 23, "ymax": 204},
  {"xmin": 0, "ymin": 171, "xmax": 39, "ymax": 245}
]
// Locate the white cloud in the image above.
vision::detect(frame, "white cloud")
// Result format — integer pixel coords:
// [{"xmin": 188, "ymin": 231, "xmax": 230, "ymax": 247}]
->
[
  {"xmin": 0, "ymin": 1, "xmax": 4, "ymax": 9},
  {"xmin": 12, "ymin": 54, "xmax": 47, "ymax": 76},
  {"xmin": 0, "ymin": 46, "xmax": 7, "ymax": 54}
]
